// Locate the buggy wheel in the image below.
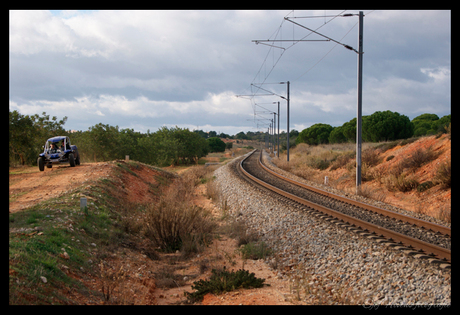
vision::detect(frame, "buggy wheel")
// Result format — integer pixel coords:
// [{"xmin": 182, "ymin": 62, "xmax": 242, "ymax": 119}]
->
[
  {"xmin": 69, "ymin": 153, "xmax": 75, "ymax": 167},
  {"xmin": 38, "ymin": 157, "xmax": 44, "ymax": 171},
  {"xmin": 75, "ymin": 153, "xmax": 80, "ymax": 165}
]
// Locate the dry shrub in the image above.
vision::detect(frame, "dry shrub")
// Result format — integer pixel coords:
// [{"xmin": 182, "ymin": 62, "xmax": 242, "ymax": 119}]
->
[
  {"xmin": 143, "ymin": 176, "xmax": 217, "ymax": 254},
  {"xmin": 294, "ymin": 143, "xmax": 311, "ymax": 155},
  {"xmin": 330, "ymin": 151, "xmax": 354, "ymax": 170},
  {"xmin": 384, "ymin": 173, "xmax": 419, "ymax": 192},
  {"xmin": 434, "ymin": 160, "xmax": 451, "ymax": 188},
  {"xmin": 361, "ymin": 147, "xmax": 381, "ymax": 167},
  {"xmin": 292, "ymin": 165, "xmax": 318, "ymax": 180},
  {"xmin": 356, "ymin": 184, "xmax": 387, "ymax": 203},
  {"xmin": 275, "ymin": 159, "xmax": 292, "ymax": 172},
  {"xmin": 220, "ymin": 220, "xmax": 258, "ymax": 247},
  {"xmin": 346, "ymin": 162, "xmax": 375, "ymax": 182},
  {"xmin": 98, "ymin": 261, "xmax": 153, "ymax": 305},
  {"xmin": 205, "ymin": 177, "xmax": 220, "ymax": 202},
  {"xmin": 436, "ymin": 204, "xmax": 451, "ymax": 223},
  {"xmin": 399, "ymin": 146, "xmax": 439, "ymax": 171}
]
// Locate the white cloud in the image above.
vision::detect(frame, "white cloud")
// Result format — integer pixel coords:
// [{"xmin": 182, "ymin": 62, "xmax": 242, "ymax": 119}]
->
[
  {"xmin": 9, "ymin": 10, "xmax": 451, "ymax": 135},
  {"xmin": 420, "ymin": 66, "xmax": 451, "ymax": 82}
]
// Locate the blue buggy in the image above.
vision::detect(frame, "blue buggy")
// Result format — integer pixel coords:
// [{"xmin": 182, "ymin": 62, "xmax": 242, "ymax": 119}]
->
[{"xmin": 38, "ymin": 136, "xmax": 80, "ymax": 171}]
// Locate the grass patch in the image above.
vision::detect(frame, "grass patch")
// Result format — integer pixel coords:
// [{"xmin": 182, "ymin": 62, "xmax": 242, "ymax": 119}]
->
[{"xmin": 9, "ymin": 161, "xmax": 173, "ymax": 305}]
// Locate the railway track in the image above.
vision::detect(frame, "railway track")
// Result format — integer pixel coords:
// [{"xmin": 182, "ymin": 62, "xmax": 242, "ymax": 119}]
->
[{"xmin": 237, "ymin": 150, "xmax": 450, "ymax": 268}]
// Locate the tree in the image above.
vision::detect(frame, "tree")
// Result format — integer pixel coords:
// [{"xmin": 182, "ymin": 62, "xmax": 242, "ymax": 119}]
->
[
  {"xmin": 328, "ymin": 126, "xmax": 347, "ymax": 144},
  {"xmin": 341, "ymin": 117, "xmax": 357, "ymax": 143},
  {"xmin": 236, "ymin": 132, "xmax": 248, "ymax": 140},
  {"xmin": 9, "ymin": 110, "xmax": 68, "ymax": 166},
  {"xmin": 86, "ymin": 123, "xmax": 121, "ymax": 161},
  {"xmin": 412, "ymin": 113, "xmax": 439, "ymax": 136},
  {"xmin": 296, "ymin": 123, "xmax": 333, "ymax": 145},
  {"xmin": 207, "ymin": 137, "xmax": 226, "ymax": 152},
  {"xmin": 362, "ymin": 111, "xmax": 413, "ymax": 142},
  {"xmin": 289, "ymin": 129, "xmax": 299, "ymax": 138},
  {"xmin": 9, "ymin": 110, "xmax": 35, "ymax": 165}
]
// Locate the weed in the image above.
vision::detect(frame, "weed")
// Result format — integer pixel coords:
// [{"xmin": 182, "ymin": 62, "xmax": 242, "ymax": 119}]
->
[{"xmin": 238, "ymin": 241, "xmax": 273, "ymax": 260}]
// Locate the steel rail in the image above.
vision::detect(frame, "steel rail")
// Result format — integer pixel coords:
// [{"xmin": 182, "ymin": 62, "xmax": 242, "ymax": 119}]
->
[
  {"xmin": 238, "ymin": 150, "xmax": 450, "ymax": 263},
  {"xmin": 258, "ymin": 151, "xmax": 451, "ymax": 237}
]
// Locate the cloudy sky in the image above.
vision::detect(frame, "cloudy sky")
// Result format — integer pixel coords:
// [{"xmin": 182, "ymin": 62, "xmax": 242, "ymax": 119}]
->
[{"xmin": 9, "ymin": 10, "xmax": 450, "ymax": 136}]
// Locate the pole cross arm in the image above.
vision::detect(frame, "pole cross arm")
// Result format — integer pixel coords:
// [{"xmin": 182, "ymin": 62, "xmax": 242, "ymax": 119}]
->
[{"xmin": 284, "ymin": 17, "xmax": 359, "ymax": 54}]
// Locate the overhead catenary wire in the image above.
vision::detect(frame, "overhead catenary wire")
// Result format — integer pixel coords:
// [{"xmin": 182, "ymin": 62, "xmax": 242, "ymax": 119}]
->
[
  {"xmin": 250, "ymin": 10, "xmax": 347, "ymax": 99},
  {"xmin": 247, "ymin": 10, "xmax": 366, "ymax": 133},
  {"xmin": 292, "ymin": 20, "xmax": 359, "ymax": 82}
]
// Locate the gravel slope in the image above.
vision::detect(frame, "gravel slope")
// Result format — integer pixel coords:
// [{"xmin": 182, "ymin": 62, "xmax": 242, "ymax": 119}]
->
[{"xmin": 213, "ymin": 152, "xmax": 451, "ymax": 305}]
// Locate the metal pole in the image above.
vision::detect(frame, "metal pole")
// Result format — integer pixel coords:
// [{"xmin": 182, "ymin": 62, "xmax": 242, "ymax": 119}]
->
[
  {"xmin": 356, "ymin": 11, "xmax": 364, "ymax": 193},
  {"xmin": 273, "ymin": 112, "xmax": 276, "ymax": 154},
  {"xmin": 277, "ymin": 101, "xmax": 280, "ymax": 158},
  {"xmin": 287, "ymin": 81, "xmax": 290, "ymax": 162},
  {"xmin": 270, "ymin": 121, "xmax": 273, "ymax": 153}
]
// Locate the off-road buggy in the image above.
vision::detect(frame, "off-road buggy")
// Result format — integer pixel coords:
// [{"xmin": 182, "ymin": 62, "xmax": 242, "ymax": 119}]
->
[{"xmin": 38, "ymin": 136, "xmax": 80, "ymax": 171}]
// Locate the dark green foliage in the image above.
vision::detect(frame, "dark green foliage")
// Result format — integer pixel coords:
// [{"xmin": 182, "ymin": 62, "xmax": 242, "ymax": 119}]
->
[
  {"xmin": 362, "ymin": 110, "xmax": 413, "ymax": 142},
  {"xmin": 207, "ymin": 137, "xmax": 226, "ymax": 153},
  {"xmin": 185, "ymin": 267, "xmax": 266, "ymax": 303},
  {"xmin": 417, "ymin": 181, "xmax": 434, "ymax": 192},
  {"xmin": 296, "ymin": 123, "xmax": 333, "ymax": 145},
  {"xmin": 411, "ymin": 113, "xmax": 451, "ymax": 137},
  {"xmin": 328, "ymin": 126, "xmax": 347, "ymax": 144},
  {"xmin": 341, "ymin": 117, "xmax": 357, "ymax": 143},
  {"xmin": 9, "ymin": 110, "xmax": 68, "ymax": 166},
  {"xmin": 10, "ymin": 109, "xmax": 211, "ymax": 167}
]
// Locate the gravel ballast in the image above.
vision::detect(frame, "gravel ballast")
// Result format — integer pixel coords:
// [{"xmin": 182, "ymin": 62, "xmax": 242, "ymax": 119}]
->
[{"xmin": 213, "ymin": 152, "xmax": 451, "ymax": 305}]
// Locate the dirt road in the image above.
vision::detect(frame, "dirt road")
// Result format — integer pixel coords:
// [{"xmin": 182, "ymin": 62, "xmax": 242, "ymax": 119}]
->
[{"xmin": 9, "ymin": 162, "xmax": 114, "ymax": 213}]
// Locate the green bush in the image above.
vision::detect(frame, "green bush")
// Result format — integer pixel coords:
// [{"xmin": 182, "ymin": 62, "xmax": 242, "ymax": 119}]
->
[
  {"xmin": 417, "ymin": 181, "xmax": 434, "ymax": 192},
  {"xmin": 207, "ymin": 137, "xmax": 226, "ymax": 153},
  {"xmin": 185, "ymin": 267, "xmax": 266, "ymax": 303},
  {"xmin": 297, "ymin": 123, "xmax": 333, "ymax": 145}
]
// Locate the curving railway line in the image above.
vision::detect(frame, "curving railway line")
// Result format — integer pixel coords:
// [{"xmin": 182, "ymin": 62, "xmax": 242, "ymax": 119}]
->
[{"xmin": 236, "ymin": 149, "xmax": 451, "ymax": 268}]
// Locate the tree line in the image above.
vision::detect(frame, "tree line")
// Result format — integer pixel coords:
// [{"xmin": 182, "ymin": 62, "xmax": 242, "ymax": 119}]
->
[
  {"xmin": 9, "ymin": 110, "xmax": 231, "ymax": 167},
  {"xmin": 9, "ymin": 109, "xmax": 450, "ymax": 166},
  {"xmin": 296, "ymin": 111, "xmax": 451, "ymax": 146}
]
